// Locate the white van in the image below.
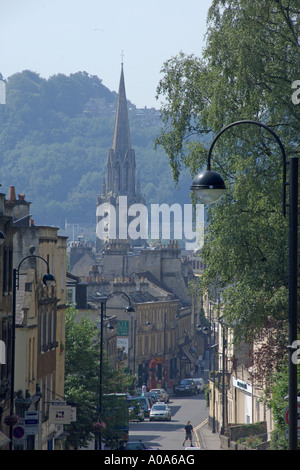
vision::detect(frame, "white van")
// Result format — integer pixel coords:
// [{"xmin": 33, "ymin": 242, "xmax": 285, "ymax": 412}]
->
[{"xmin": 193, "ymin": 378, "xmax": 205, "ymax": 393}]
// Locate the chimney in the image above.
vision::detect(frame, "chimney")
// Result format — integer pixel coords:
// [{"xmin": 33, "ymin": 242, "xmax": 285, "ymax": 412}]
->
[{"xmin": 8, "ymin": 186, "xmax": 16, "ymax": 202}]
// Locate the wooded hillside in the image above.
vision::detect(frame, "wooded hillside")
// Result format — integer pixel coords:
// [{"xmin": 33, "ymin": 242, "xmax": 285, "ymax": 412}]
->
[{"xmin": 0, "ymin": 70, "xmax": 191, "ymax": 228}]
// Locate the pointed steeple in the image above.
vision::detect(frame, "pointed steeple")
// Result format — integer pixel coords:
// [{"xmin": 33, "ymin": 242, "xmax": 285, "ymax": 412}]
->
[
  {"xmin": 112, "ymin": 63, "xmax": 131, "ymax": 154},
  {"xmin": 96, "ymin": 61, "xmax": 146, "ymax": 252},
  {"xmin": 107, "ymin": 62, "xmax": 136, "ymax": 196}
]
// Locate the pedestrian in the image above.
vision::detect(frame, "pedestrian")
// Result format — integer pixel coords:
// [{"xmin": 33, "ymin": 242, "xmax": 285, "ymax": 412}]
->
[
  {"xmin": 183, "ymin": 420, "xmax": 194, "ymax": 447},
  {"xmin": 141, "ymin": 383, "xmax": 147, "ymax": 396}
]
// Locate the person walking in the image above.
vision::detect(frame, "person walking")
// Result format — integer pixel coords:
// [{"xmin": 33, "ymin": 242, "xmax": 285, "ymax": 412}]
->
[{"xmin": 183, "ymin": 420, "xmax": 194, "ymax": 447}]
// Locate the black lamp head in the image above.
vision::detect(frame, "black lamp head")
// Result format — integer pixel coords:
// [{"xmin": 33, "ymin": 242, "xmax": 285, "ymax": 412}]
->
[
  {"xmin": 42, "ymin": 273, "xmax": 55, "ymax": 286},
  {"xmin": 191, "ymin": 169, "xmax": 227, "ymax": 204},
  {"xmin": 125, "ymin": 305, "xmax": 135, "ymax": 313}
]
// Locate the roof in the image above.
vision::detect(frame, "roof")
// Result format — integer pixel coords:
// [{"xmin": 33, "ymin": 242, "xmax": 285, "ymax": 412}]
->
[{"xmin": 88, "ymin": 290, "xmax": 158, "ymax": 305}]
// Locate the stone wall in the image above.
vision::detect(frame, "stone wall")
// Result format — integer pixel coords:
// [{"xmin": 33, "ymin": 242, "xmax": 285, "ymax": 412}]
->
[{"xmin": 220, "ymin": 422, "xmax": 270, "ymax": 450}]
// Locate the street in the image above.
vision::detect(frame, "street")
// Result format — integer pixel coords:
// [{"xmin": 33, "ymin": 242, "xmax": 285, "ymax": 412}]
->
[{"xmin": 128, "ymin": 392, "xmax": 208, "ymax": 450}]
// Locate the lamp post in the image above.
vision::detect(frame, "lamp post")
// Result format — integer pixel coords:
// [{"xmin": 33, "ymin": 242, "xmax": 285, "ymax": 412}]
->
[
  {"xmin": 95, "ymin": 291, "xmax": 135, "ymax": 450},
  {"xmin": 191, "ymin": 120, "xmax": 298, "ymax": 449},
  {"xmin": 10, "ymin": 254, "xmax": 55, "ymax": 450},
  {"xmin": 220, "ymin": 321, "xmax": 227, "ymax": 436}
]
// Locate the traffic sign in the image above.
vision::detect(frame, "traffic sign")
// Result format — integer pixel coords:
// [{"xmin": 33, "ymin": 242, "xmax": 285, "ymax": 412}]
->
[
  {"xmin": 13, "ymin": 425, "xmax": 25, "ymax": 440},
  {"xmin": 284, "ymin": 404, "xmax": 300, "ymax": 428}
]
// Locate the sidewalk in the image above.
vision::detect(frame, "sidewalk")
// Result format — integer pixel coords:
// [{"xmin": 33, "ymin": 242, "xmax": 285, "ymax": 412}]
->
[
  {"xmin": 194, "ymin": 354, "xmax": 223, "ymax": 450},
  {"xmin": 197, "ymin": 421, "xmax": 223, "ymax": 450}
]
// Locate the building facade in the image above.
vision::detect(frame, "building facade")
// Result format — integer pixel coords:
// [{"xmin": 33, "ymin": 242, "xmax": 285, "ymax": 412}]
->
[
  {"xmin": 0, "ymin": 192, "xmax": 14, "ymax": 448},
  {"xmin": 0, "ymin": 187, "xmax": 67, "ymax": 450}
]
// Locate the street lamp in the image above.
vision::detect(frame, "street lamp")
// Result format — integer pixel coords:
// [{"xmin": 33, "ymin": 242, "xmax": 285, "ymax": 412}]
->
[
  {"xmin": 15, "ymin": 255, "xmax": 55, "ymax": 288},
  {"xmin": 10, "ymin": 254, "xmax": 55, "ymax": 450},
  {"xmin": 95, "ymin": 291, "xmax": 135, "ymax": 450},
  {"xmin": 191, "ymin": 120, "xmax": 298, "ymax": 449}
]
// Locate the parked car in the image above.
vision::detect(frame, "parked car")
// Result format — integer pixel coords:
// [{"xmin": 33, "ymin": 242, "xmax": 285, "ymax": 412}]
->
[
  {"xmin": 145, "ymin": 392, "xmax": 159, "ymax": 405},
  {"xmin": 123, "ymin": 441, "xmax": 149, "ymax": 450},
  {"xmin": 130, "ymin": 396, "xmax": 151, "ymax": 417},
  {"xmin": 149, "ymin": 403, "xmax": 171, "ymax": 421},
  {"xmin": 193, "ymin": 378, "xmax": 205, "ymax": 393},
  {"xmin": 174, "ymin": 378, "xmax": 197, "ymax": 396},
  {"xmin": 128, "ymin": 401, "xmax": 144, "ymax": 421},
  {"xmin": 149, "ymin": 388, "xmax": 169, "ymax": 403},
  {"xmin": 148, "ymin": 390, "xmax": 161, "ymax": 402}
]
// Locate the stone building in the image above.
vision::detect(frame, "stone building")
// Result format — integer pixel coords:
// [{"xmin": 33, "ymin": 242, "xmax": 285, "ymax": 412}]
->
[
  {"xmin": 0, "ymin": 187, "xmax": 67, "ymax": 450},
  {"xmin": 0, "ymin": 192, "xmax": 14, "ymax": 448}
]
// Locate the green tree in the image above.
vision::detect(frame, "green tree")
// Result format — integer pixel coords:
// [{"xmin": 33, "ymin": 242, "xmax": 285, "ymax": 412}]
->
[
  {"xmin": 266, "ymin": 363, "xmax": 300, "ymax": 449},
  {"xmin": 155, "ymin": 0, "xmax": 300, "ymax": 354},
  {"xmin": 64, "ymin": 307, "xmax": 134, "ymax": 449}
]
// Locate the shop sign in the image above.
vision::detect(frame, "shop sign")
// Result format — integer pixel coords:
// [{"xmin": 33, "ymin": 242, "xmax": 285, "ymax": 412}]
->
[
  {"xmin": 117, "ymin": 320, "xmax": 129, "ymax": 336},
  {"xmin": 49, "ymin": 402, "xmax": 72, "ymax": 424}
]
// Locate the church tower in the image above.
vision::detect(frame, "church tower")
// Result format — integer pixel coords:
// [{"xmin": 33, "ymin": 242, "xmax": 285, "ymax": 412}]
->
[
  {"xmin": 107, "ymin": 63, "xmax": 136, "ymax": 196},
  {"xmin": 96, "ymin": 63, "xmax": 145, "ymax": 251}
]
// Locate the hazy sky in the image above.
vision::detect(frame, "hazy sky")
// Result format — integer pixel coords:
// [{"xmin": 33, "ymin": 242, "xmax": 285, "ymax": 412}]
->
[{"xmin": 0, "ymin": 0, "xmax": 212, "ymax": 108}]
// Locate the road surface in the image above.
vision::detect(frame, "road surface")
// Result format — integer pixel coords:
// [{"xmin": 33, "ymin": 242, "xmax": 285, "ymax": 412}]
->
[{"xmin": 128, "ymin": 393, "xmax": 208, "ymax": 450}]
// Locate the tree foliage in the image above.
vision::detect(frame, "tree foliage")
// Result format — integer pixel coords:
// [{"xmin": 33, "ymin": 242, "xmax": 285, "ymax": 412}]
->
[
  {"xmin": 266, "ymin": 363, "xmax": 300, "ymax": 449},
  {"xmin": 64, "ymin": 307, "xmax": 134, "ymax": 449},
  {"xmin": 156, "ymin": 0, "xmax": 300, "ymax": 346},
  {"xmin": 0, "ymin": 69, "xmax": 190, "ymax": 228}
]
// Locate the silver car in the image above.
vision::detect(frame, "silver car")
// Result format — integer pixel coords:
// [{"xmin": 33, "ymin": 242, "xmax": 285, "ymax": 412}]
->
[
  {"xmin": 149, "ymin": 403, "xmax": 171, "ymax": 421},
  {"xmin": 149, "ymin": 388, "xmax": 169, "ymax": 403}
]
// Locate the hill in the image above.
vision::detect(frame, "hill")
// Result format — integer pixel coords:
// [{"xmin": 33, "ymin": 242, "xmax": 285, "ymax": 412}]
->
[{"xmin": 0, "ymin": 70, "xmax": 192, "ymax": 235}]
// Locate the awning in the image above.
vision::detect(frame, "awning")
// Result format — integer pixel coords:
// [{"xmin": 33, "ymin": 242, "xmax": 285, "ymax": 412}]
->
[
  {"xmin": 181, "ymin": 346, "xmax": 195, "ymax": 364},
  {"xmin": 0, "ymin": 431, "xmax": 10, "ymax": 448}
]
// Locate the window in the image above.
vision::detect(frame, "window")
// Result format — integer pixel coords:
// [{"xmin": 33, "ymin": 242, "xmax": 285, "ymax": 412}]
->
[{"xmin": 66, "ymin": 287, "xmax": 75, "ymax": 304}]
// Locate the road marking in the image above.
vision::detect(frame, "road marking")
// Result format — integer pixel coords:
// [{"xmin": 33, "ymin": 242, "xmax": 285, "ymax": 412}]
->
[
  {"xmin": 194, "ymin": 418, "xmax": 208, "ymax": 448},
  {"xmin": 194, "ymin": 417, "xmax": 208, "ymax": 432}
]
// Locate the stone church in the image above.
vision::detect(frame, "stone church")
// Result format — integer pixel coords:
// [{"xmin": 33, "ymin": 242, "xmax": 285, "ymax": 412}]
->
[{"xmin": 96, "ymin": 63, "xmax": 145, "ymax": 251}]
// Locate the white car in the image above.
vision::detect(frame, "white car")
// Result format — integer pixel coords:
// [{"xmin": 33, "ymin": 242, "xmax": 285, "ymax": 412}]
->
[
  {"xmin": 149, "ymin": 388, "xmax": 169, "ymax": 403},
  {"xmin": 193, "ymin": 378, "xmax": 205, "ymax": 393},
  {"xmin": 149, "ymin": 403, "xmax": 171, "ymax": 421}
]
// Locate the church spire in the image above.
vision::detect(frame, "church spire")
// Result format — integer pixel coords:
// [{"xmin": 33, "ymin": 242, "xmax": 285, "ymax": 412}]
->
[
  {"xmin": 112, "ymin": 63, "xmax": 131, "ymax": 154},
  {"xmin": 107, "ymin": 62, "xmax": 136, "ymax": 196},
  {"xmin": 96, "ymin": 59, "xmax": 146, "ymax": 252}
]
